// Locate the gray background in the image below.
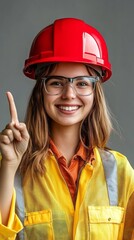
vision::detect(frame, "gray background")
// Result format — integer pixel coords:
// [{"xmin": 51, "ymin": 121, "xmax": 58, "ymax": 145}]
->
[{"xmin": 0, "ymin": 0, "xmax": 134, "ymax": 166}]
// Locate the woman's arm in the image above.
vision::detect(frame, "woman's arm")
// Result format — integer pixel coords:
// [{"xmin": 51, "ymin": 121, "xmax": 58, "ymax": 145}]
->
[{"xmin": 0, "ymin": 92, "xmax": 29, "ymax": 225}]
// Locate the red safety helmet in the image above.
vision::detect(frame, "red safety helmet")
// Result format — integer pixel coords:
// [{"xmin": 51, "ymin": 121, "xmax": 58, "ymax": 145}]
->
[{"xmin": 23, "ymin": 18, "xmax": 112, "ymax": 82}]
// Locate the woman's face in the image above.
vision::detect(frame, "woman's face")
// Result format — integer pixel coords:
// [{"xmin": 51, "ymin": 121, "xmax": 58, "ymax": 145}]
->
[{"xmin": 43, "ymin": 62, "xmax": 94, "ymax": 129}]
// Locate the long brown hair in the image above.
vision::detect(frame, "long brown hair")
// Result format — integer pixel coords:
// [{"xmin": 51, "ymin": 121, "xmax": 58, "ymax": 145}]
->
[{"xmin": 20, "ymin": 63, "xmax": 113, "ymax": 175}]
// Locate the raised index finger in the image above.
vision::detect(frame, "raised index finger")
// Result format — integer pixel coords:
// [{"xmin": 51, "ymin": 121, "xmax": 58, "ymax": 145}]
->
[{"xmin": 6, "ymin": 91, "xmax": 19, "ymax": 124}]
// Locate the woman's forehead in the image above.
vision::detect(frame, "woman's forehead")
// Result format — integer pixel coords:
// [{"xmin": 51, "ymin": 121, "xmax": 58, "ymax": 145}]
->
[{"xmin": 35, "ymin": 62, "xmax": 102, "ymax": 78}]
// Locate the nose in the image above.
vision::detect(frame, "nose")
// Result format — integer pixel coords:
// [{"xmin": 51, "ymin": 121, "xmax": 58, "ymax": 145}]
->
[{"xmin": 61, "ymin": 84, "xmax": 76, "ymax": 99}]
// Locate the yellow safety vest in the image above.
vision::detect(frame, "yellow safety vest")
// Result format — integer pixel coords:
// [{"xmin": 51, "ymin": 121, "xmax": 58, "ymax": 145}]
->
[{"xmin": 15, "ymin": 148, "xmax": 134, "ymax": 240}]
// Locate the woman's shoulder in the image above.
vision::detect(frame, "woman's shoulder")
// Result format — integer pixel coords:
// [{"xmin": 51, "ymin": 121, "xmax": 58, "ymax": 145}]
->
[
  {"xmin": 96, "ymin": 147, "xmax": 134, "ymax": 174},
  {"xmin": 109, "ymin": 149, "xmax": 134, "ymax": 176},
  {"xmin": 96, "ymin": 147, "xmax": 128, "ymax": 163},
  {"xmin": 110, "ymin": 149, "xmax": 128, "ymax": 162}
]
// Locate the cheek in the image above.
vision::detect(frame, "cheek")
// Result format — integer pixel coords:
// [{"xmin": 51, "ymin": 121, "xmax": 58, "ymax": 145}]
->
[
  {"xmin": 43, "ymin": 95, "xmax": 56, "ymax": 116},
  {"xmin": 84, "ymin": 94, "xmax": 94, "ymax": 110}
]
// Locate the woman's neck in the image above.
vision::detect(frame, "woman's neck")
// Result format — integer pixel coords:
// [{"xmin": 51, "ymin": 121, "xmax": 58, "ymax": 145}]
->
[{"xmin": 50, "ymin": 124, "xmax": 80, "ymax": 165}]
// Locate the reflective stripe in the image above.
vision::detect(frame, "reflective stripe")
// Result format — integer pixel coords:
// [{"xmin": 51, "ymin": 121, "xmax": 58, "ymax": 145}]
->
[
  {"xmin": 14, "ymin": 172, "xmax": 25, "ymax": 240},
  {"xmin": 99, "ymin": 149, "xmax": 118, "ymax": 206}
]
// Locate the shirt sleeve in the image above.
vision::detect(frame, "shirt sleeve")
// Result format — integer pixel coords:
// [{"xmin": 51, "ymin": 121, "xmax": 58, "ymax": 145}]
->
[{"xmin": 0, "ymin": 189, "xmax": 23, "ymax": 240}]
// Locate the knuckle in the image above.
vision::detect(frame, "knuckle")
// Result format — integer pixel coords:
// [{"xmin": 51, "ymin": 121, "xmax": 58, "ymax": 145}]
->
[
  {"xmin": 20, "ymin": 122, "xmax": 24, "ymax": 127},
  {"xmin": 2, "ymin": 128, "xmax": 12, "ymax": 136},
  {"xmin": 1, "ymin": 135, "xmax": 10, "ymax": 143},
  {"xmin": 6, "ymin": 129, "xmax": 13, "ymax": 135},
  {"xmin": 3, "ymin": 135, "xmax": 8, "ymax": 141},
  {"xmin": 20, "ymin": 122, "xmax": 26, "ymax": 128}
]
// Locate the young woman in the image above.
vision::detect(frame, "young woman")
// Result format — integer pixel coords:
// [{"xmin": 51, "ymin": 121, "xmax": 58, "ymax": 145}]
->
[{"xmin": 0, "ymin": 18, "xmax": 134, "ymax": 240}]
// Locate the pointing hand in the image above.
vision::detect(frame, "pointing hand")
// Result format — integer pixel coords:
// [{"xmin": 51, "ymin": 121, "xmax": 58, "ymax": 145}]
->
[{"xmin": 0, "ymin": 92, "xmax": 29, "ymax": 170}]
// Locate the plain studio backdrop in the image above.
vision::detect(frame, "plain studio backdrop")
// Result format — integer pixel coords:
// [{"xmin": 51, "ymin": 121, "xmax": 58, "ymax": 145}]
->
[{"xmin": 0, "ymin": 0, "xmax": 134, "ymax": 166}]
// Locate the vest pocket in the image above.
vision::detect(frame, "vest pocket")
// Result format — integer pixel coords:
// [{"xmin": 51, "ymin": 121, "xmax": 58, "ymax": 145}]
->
[
  {"xmin": 88, "ymin": 206, "xmax": 124, "ymax": 240},
  {"xmin": 24, "ymin": 209, "xmax": 54, "ymax": 240}
]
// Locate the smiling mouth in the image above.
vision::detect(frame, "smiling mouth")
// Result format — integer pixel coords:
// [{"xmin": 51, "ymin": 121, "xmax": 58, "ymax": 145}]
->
[{"xmin": 57, "ymin": 105, "xmax": 80, "ymax": 111}]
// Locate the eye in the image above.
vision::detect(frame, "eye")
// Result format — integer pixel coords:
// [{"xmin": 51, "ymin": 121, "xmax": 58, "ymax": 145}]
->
[
  {"xmin": 76, "ymin": 80, "xmax": 92, "ymax": 88},
  {"xmin": 78, "ymin": 81, "xmax": 88, "ymax": 86},
  {"xmin": 46, "ymin": 79, "xmax": 64, "ymax": 87}
]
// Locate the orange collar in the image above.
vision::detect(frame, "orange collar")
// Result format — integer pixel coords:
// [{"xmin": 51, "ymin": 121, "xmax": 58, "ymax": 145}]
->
[{"xmin": 49, "ymin": 139, "xmax": 93, "ymax": 163}]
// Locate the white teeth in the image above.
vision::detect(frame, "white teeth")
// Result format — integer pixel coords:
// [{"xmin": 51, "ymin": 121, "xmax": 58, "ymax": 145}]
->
[{"xmin": 59, "ymin": 106, "xmax": 79, "ymax": 111}]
